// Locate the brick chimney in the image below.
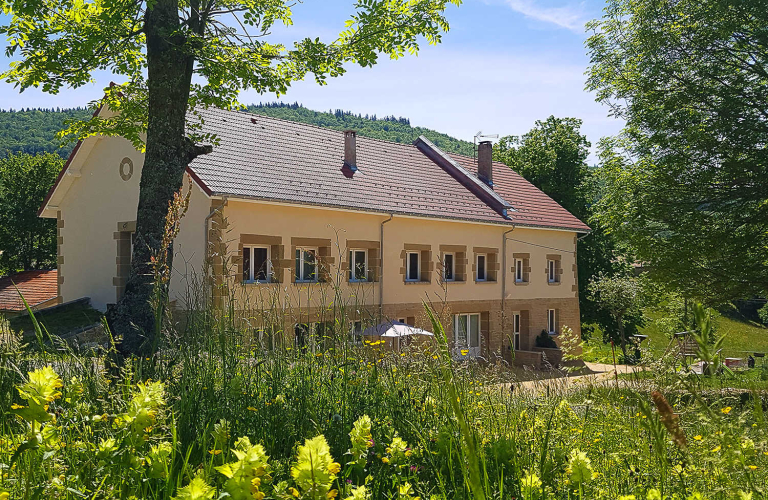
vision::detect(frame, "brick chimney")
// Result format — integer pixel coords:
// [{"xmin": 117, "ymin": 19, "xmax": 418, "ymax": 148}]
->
[
  {"xmin": 341, "ymin": 130, "xmax": 358, "ymax": 178},
  {"xmin": 477, "ymin": 140, "xmax": 493, "ymax": 187}
]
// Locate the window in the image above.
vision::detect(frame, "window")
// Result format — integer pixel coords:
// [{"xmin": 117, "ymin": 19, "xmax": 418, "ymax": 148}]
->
[
  {"xmin": 548, "ymin": 259, "xmax": 557, "ymax": 283},
  {"xmin": 476, "ymin": 254, "xmax": 487, "ymax": 282},
  {"xmin": 295, "ymin": 248, "xmax": 317, "ymax": 282},
  {"xmin": 349, "ymin": 249, "xmax": 368, "ymax": 282},
  {"xmin": 406, "ymin": 251, "xmax": 420, "ymax": 281},
  {"xmin": 454, "ymin": 313, "xmax": 480, "ymax": 356},
  {"xmin": 512, "ymin": 312, "xmax": 521, "ymax": 350},
  {"xmin": 243, "ymin": 246, "xmax": 270, "ymax": 283},
  {"xmin": 547, "ymin": 309, "xmax": 557, "ymax": 335},
  {"xmin": 515, "ymin": 258, "xmax": 524, "ymax": 282},
  {"xmin": 350, "ymin": 320, "xmax": 363, "ymax": 345},
  {"xmin": 443, "ymin": 253, "xmax": 455, "ymax": 281}
]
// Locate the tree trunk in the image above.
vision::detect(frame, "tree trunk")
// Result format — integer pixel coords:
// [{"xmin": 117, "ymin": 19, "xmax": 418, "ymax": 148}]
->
[{"xmin": 107, "ymin": 0, "xmax": 197, "ymax": 355}]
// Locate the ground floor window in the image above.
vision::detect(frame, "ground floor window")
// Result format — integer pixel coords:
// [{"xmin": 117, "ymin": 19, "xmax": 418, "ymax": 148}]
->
[
  {"xmin": 295, "ymin": 322, "xmax": 332, "ymax": 350},
  {"xmin": 454, "ymin": 313, "xmax": 480, "ymax": 357},
  {"xmin": 512, "ymin": 312, "xmax": 521, "ymax": 350},
  {"xmin": 547, "ymin": 309, "xmax": 557, "ymax": 335}
]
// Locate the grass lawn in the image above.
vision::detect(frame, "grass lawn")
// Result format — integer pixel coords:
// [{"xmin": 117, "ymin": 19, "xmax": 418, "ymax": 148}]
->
[
  {"xmin": 8, "ymin": 300, "xmax": 103, "ymax": 338},
  {"xmin": 582, "ymin": 311, "xmax": 768, "ymax": 364}
]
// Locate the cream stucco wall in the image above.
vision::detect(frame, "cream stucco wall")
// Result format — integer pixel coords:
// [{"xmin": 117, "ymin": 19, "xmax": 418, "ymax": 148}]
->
[
  {"xmin": 220, "ymin": 198, "xmax": 578, "ymax": 309},
  {"xmin": 51, "ymin": 134, "xmax": 580, "ymax": 363},
  {"xmin": 56, "ymin": 135, "xmax": 207, "ymax": 311}
]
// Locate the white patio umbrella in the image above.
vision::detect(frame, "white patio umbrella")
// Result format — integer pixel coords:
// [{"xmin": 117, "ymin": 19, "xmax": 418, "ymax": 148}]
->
[{"xmin": 361, "ymin": 321, "xmax": 434, "ymax": 338}]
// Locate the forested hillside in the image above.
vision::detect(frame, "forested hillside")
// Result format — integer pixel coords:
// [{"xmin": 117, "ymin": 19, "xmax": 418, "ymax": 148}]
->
[
  {"xmin": 0, "ymin": 103, "xmax": 474, "ymax": 158},
  {"xmin": 247, "ymin": 103, "xmax": 474, "ymax": 156},
  {"xmin": 0, "ymin": 107, "xmax": 90, "ymax": 157}
]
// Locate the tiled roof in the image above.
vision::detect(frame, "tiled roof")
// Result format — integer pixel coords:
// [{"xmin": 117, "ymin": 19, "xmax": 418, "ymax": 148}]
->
[
  {"xmin": 189, "ymin": 108, "xmax": 590, "ymax": 232},
  {"xmin": 0, "ymin": 270, "xmax": 58, "ymax": 312}
]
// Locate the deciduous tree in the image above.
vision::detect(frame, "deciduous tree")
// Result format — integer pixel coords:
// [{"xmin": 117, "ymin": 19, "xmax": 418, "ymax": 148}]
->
[
  {"xmin": 493, "ymin": 116, "xmax": 625, "ymax": 332},
  {"xmin": 588, "ymin": 272, "xmax": 645, "ymax": 362},
  {"xmin": 0, "ymin": 153, "xmax": 62, "ymax": 275},
  {"xmin": 586, "ymin": 0, "xmax": 768, "ymax": 304},
  {"xmin": 1, "ymin": 0, "xmax": 461, "ymax": 353}
]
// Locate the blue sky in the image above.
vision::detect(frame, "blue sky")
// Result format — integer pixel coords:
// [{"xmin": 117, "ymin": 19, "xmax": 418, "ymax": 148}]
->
[{"xmin": 0, "ymin": 0, "xmax": 622, "ymax": 160}]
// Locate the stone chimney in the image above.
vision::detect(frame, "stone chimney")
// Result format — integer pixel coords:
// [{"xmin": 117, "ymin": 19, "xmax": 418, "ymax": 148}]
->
[
  {"xmin": 341, "ymin": 130, "xmax": 358, "ymax": 178},
  {"xmin": 478, "ymin": 140, "xmax": 493, "ymax": 187}
]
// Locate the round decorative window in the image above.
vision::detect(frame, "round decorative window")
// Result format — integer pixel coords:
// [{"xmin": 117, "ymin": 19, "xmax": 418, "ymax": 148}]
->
[{"xmin": 119, "ymin": 157, "xmax": 134, "ymax": 181}]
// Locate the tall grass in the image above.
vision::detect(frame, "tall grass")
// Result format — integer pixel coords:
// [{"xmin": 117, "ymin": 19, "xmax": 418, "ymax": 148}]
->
[{"xmin": 1, "ymin": 197, "xmax": 766, "ymax": 499}]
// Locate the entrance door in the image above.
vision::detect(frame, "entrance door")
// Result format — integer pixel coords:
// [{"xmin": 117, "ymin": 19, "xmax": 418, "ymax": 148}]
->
[{"xmin": 454, "ymin": 313, "xmax": 481, "ymax": 358}]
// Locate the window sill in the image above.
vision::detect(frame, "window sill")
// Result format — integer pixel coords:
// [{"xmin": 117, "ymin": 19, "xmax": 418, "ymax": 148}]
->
[
  {"xmin": 348, "ymin": 279, "xmax": 373, "ymax": 284},
  {"xmin": 404, "ymin": 280, "xmax": 431, "ymax": 285},
  {"xmin": 444, "ymin": 280, "xmax": 466, "ymax": 284},
  {"xmin": 293, "ymin": 281, "xmax": 321, "ymax": 285},
  {"xmin": 474, "ymin": 280, "xmax": 497, "ymax": 284},
  {"xmin": 242, "ymin": 281, "xmax": 275, "ymax": 285},
  {"xmin": 513, "ymin": 281, "xmax": 529, "ymax": 286},
  {"xmin": 547, "ymin": 332, "xmax": 558, "ymax": 336},
  {"xmin": 547, "ymin": 281, "xmax": 561, "ymax": 286}
]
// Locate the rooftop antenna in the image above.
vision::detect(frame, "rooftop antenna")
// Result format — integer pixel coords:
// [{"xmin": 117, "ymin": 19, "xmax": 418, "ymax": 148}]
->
[{"xmin": 474, "ymin": 131, "xmax": 499, "ymax": 164}]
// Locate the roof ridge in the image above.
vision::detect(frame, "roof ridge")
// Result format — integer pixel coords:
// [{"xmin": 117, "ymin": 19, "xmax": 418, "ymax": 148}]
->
[{"xmin": 202, "ymin": 106, "xmax": 447, "ymax": 151}]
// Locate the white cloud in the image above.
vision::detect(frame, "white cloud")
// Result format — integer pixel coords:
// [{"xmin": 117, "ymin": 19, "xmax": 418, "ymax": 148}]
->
[{"xmin": 502, "ymin": 0, "xmax": 588, "ymax": 33}]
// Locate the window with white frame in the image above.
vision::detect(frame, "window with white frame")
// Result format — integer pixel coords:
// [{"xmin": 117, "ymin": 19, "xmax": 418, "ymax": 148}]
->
[
  {"xmin": 454, "ymin": 313, "xmax": 480, "ymax": 352},
  {"xmin": 406, "ymin": 251, "xmax": 420, "ymax": 281},
  {"xmin": 349, "ymin": 249, "xmax": 368, "ymax": 282},
  {"xmin": 476, "ymin": 254, "xmax": 487, "ymax": 282},
  {"xmin": 547, "ymin": 309, "xmax": 557, "ymax": 334},
  {"xmin": 548, "ymin": 259, "xmax": 557, "ymax": 283},
  {"xmin": 443, "ymin": 252, "xmax": 455, "ymax": 281},
  {"xmin": 243, "ymin": 246, "xmax": 271, "ymax": 283},
  {"xmin": 512, "ymin": 312, "xmax": 521, "ymax": 350},
  {"xmin": 295, "ymin": 248, "xmax": 317, "ymax": 282},
  {"xmin": 515, "ymin": 258, "xmax": 524, "ymax": 282}
]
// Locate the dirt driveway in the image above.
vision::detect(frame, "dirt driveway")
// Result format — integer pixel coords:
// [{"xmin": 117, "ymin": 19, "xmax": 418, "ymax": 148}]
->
[{"xmin": 507, "ymin": 362, "xmax": 644, "ymax": 394}]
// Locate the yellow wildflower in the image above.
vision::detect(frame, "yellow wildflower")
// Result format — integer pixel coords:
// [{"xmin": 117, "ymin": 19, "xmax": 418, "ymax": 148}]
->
[
  {"xmin": 722, "ymin": 407, "xmax": 732, "ymax": 414},
  {"xmin": 694, "ymin": 435, "xmax": 702, "ymax": 441}
]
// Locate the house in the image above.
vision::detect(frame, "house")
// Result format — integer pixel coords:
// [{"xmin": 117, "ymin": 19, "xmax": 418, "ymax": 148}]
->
[
  {"xmin": 0, "ymin": 269, "xmax": 60, "ymax": 317},
  {"xmin": 38, "ymin": 106, "xmax": 589, "ymax": 365}
]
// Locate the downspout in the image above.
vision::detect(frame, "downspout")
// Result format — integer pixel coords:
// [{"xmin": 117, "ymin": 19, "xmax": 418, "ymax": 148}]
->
[
  {"xmin": 501, "ymin": 225, "xmax": 516, "ymax": 354},
  {"xmin": 379, "ymin": 213, "xmax": 394, "ymax": 319}
]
